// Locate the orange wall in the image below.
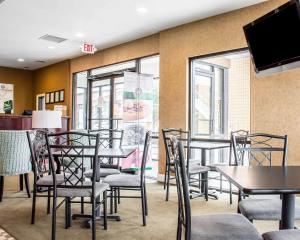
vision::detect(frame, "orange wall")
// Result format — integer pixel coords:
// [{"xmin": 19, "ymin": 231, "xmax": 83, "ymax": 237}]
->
[
  {"xmin": 0, "ymin": 67, "xmax": 33, "ymax": 115},
  {"xmin": 32, "ymin": 60, "xmax": 71, "ymax": 114}
]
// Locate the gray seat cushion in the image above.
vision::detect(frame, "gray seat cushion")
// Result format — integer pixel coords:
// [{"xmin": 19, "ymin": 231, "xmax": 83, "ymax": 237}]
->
[
  {"xmin": 262, "ymin": 230, "xmax": 300, "ymax": 240},
  {"xmin": 103, "ymin": 174, "xmax": 140, "ymax": 187},
  {"xmin": 84, "ymin": 168, "xmax": 121, "ymax": 178},
  {"xmin": 57, "ymin": 182, "xmax": 109, "ymax": 197},
  {"xmin": 37, "ymin": 173, "xmax": 71, "ymax": 186},
  {"xmin": 239, "ymin": 199, "xmax": 300, "ymax": 220},
  {"xmin": 189, "ymin": 164, "xmax": 210, "ymax": 175},
  {"xmin": 191, "ymin": 213, "xmax": 262, "ymax": 240}
]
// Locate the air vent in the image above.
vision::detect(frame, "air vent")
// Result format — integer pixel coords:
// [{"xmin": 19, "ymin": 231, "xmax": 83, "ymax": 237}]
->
[
  {"xmin": 39, "ymin": 34, "xmax": 67, "ymax": 43},
  {"xmin": 35, "ymin": 60, "xmax": 46, "ymax": 64}
]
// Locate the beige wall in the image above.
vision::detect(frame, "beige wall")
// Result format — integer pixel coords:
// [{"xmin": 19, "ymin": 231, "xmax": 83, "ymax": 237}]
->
[
  {"xmin": 0, "ymin": 67, "xmax": 33, "ymax": 115},
  {"xmin": 19, "ymin": 0, "xmax": 293, "ymax": 172},
  {"xmin": 32, "ymin": 60, "xmax": 71, "ymax": 114}
]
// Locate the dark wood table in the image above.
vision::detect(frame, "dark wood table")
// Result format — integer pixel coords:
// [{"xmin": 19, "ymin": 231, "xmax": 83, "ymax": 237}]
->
[
  {"xmin": 217, "ymin": 166, "xmax": 300, "ymax": 229},
  {"xmin": 189, "ymin": 141, "xmax": 230, "ymax": 199}
]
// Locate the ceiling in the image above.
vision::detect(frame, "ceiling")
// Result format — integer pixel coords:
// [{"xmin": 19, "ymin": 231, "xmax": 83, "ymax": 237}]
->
[{"xmin": 0, "ymin": 0, "xmax": 264, "ymax": 70}]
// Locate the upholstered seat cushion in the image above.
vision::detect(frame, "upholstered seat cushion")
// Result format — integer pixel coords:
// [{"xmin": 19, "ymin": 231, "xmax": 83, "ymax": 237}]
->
[
  {"xmin": 189, "ymin": 164, "xmax": 210, "ymax": 175},
  {"xmin": 84, "ymin": 168, "xmax": 121, "ymax": 178},
  {"xmin": 57, "ymin": 182, "xmax": 109, "ymax": 197},
  {"xmin": 191, "ymin": 213, "xmax": 262, "ymax": 240},
  {"xmin": 103, "ymin": 174, "xmax": 140, "ymax": 187},
  {"xmin": 239, "ymin": 199, "xmax": 300, "ymax": 220},
  {"xmin": 36, "ymin": 173, "xmax": 71, "ymax": 186},
  {"xmin": 262, "ymin": 230, "xmax": 300, "ymax": 240}
]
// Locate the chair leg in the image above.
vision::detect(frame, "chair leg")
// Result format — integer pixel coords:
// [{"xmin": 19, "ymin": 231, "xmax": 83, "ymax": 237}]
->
[
  {"xmin": 110, "ymin": 188, "xmax": 113, "ymax": 214},
  {"xmin": 118, "ymin": 188, "xmax": 121, "ymax": 204},
  {"xmin": 144, "ymin": 184, "xmax": 148, "ymax": 216},
  {"xmin": 229, "ymin": 183, "xmax": 233, "ymax": 205},
  {"xmin": 237, "ymin": 190, "xmax": 242, "ymax": 213},
  {"xmin": 19, "ymin": 174, "xmax": 23, "ymax": 191},
  {"xmin": 205, "ymin": 175, "xmax": 208, "ymax": 201},
  {"xmin": 68, "ymin": 197, "xmax": 72, "ymax": 227},
  {"xmin": 141, "ymin": 188, "xmax": 146, "ymax": 226},
  {"xmin": 176, "ymin": 215, "xmax": 182, "ymax": 240},
  {"xmin": 24, "ymin": 173, "xmax": 31, "ymax": 198},
  {"xmin": 65, "ymin": 197, "xmax": 69, "ymax": 229},
  {"xmin": 103, "ymin": 191, "xmax": 107, "ymax": 230},
  {"xmin": 91, "ymin": 197, "xmax": 96, "ymax": 240},
  {"xmin": 80, "ymin": 197, "xmax": 84, "ymax": 214},
  {"xmin": 31, "ymin": 186, "xmax": 36, "ymax": 224},
  {"xmin": 0, "ymin": 176, "xmax": 4, "ymax": 202},
  {"xmin": 163, "ymin": 157, "xmax": 168, "ymax": 189},
  {"xmin": 114, "ymin": 188, "xmax": 118, "ymax": 213},
  {"xmin": 166, "ymin": 165, "xmax": 170, "ymax": 201},
  {"xmin": 47, "ymin": 188, "xmax": 51, "ymax": 214},
  {"xmin": 51, "ymin": 195, "xmax": 57, "ymax": 240}
]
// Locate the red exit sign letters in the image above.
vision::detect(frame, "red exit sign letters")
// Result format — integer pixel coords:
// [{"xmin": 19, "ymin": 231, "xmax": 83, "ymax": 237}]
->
[{"xmin": 81, "ymin": 43, "xmax": 97, "ymax": 54}]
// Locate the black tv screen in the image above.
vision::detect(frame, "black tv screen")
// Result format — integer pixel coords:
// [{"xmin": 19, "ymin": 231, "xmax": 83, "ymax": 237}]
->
[{"xmin": 244, "ymin": 0, "xmax": 300, "ymax": 73}]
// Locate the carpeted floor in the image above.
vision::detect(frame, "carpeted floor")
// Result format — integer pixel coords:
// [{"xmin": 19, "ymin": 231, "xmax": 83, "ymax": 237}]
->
[{"xmin": 0, "ymin": 175, "xmax": 298, "ymax": 240}]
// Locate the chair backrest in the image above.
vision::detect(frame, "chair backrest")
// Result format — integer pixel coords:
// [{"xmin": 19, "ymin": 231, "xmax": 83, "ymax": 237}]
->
[
  {"xmin": 232, "ymin": 133, "xmax": 288, "ymax": 166},
  {"xmin": 229, "ymin": 130, "xmax": 249, "ymax": 166},
  {"xmin": 162, "ymin": 128, "xmax": 191, "ymax": 169},
  {"xmin": 171, "ymin": 136, "xmax": 191, "ymax": 240},
  {"xmin": 27, "ymin": 130, "xmax": 49, "ymax": 182},
  {"xmin": 89, "ymin": 129, "xmax": 124, "ymax": 167},
  {"xmin": 45, "ymin": 131, "xmax": 100, "ymax": 191},
  {"xmin": 140, "ymin": 131, "xmax": 152, "ymax": 184},
  {"xmin": 0, "ymin": 130, "xmax": 31, "ymax": 176}
]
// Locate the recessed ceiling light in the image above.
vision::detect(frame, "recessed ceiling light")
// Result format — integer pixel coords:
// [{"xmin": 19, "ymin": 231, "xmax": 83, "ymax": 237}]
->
[
  {"xmin": 48, "ymin": 46, "xmax": 55, "ymax": 49},
  {"xmin": 136, "ymin": 7, "xmax": 148, "ymax": 14},
  {"xmin": 17, "ymin": 58, "xmax": 24, "ymax": 62},
  {"xmin": 76, "ymin": 32, "xmax": 84, "ymax": 37}
]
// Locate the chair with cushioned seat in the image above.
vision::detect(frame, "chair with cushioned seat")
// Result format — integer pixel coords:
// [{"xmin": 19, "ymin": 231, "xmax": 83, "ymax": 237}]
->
[
  {"xmin": 103, "ymin": 131, "xmax": 151, "ymax": 226},
  {"xmin": 46, "ymin": 131, "xmax": 109, "ymax": 240},
  {"xmin": 262, "ymin": 230, "xmax": 300, "ymax": 240},
  {"xmin": 162, "ymin": 128, "xmax": 209, "ymax": 201},
  {"xmin": 0, "ymin": 130, "xmax": 31, "ymax": 202},
  {"xmin": 232, "ymin": 133, "xmax": 298, "ymax": 227},
  {"xmin": 172, "ymin": 136, "xmax": 262, "ymax": 240}
]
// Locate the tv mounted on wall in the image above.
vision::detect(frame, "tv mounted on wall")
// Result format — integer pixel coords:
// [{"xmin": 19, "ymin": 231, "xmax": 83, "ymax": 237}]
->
[{"xmin": 243, "ymin": 0, "xmax": 300, "ymax": 76}]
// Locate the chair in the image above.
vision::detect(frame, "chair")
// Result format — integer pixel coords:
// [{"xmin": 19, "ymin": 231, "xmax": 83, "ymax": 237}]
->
[
  {"xmin": 227, "ymin": 130, "xmax": 249, "ymax": 204},
  {"xmin": 0, "ymin": 130, "xmax": 31, "ymax": 202},
  {"xmin": 172, "ymin": 136, "xmax": 262, "ymax": 240},
  {"xmin": 262, "ymin": 230, "xmax": 300, "ymax": 240},
  {"xmin": 84, "ymin": 129, "xmax": 124, "ymax": 178},
  {"xmin": 232, "ymin": 133, "xmax": 300, "ymax": 225},
  {"xmin": 162, "ymin": 128, "xmax": 209, "ymax": 201},
  {"xmin": 45, "ymin": 131, "xmax": 109, "ymax": 240},
  {"xmin": 103, "ymin": 131, "xmax": 151, "ymax": 226}
]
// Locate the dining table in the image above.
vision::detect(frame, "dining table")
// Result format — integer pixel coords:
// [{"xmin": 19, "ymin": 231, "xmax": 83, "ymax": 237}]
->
[
  {"xmin": 217, "ymin": 166, "xmax": 300, "ymax": 229},
  {"xmin": 189, "ymin": 141, "xmax": 231, "ymax": 199}
]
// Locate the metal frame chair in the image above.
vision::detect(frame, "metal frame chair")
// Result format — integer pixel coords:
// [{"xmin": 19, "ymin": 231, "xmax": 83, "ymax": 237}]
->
[
  {"xmin": 45, "ymin": 131, "xmax": 109, "ymax": 240},
  {"xmin": 162, "ymin": 128, "xmax": 209, "ymax": 201},
  {"xmin": 103, "ymin": 131, "xmax": 151, "ymax": 226},
  {"xmin": 172, "ymin": 137, "xmax": 262, "ymax": 240},
  {"xmin": 232, "ymin": 133, "xmax": 298, "ymax": 226}
]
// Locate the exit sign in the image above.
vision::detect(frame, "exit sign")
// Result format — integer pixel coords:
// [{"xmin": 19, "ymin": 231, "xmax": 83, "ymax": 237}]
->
[{"xmin": 81, "ymin": 43, "xmax": 97, "ymax": 54}]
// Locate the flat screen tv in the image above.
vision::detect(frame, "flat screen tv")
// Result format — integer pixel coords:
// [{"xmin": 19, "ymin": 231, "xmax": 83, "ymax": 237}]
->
[{"xmin": 243, "ymin": 0, "xmax": 300, "ymax": 76}]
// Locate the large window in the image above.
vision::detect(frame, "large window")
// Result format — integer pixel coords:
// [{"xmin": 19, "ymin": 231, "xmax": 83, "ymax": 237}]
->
[
  {"xmin": 73, "ymin": 55, "xmax": 160, "ymax": 178},
  {"xmin": 190, "ymin": 49, "xmax": 250, "ymax": 140}
]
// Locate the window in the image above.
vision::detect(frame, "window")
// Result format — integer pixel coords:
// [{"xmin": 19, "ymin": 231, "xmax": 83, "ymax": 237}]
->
[
  {"xmin": 73, "ymin": 71, "xmax": 88, "ymax": 129},
  {"xmin": 190, "ymin": 61, "xmax": 227, "ymax": 138}
]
